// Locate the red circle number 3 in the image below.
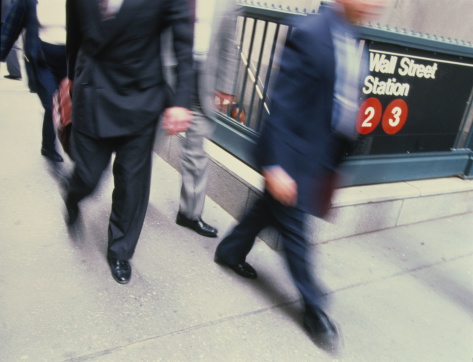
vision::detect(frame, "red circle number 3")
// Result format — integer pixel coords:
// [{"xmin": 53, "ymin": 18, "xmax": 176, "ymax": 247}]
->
[
  {"xmin": 356, "ymin": 98, "xmax": 408, "ymax": 135},
  {"xmin": 382, "ymin": 99, "xmax": 408, "ymax": 135},
  {"xmin": 356, "ymin": 97, "xmax": 382, "ymax": 135}
]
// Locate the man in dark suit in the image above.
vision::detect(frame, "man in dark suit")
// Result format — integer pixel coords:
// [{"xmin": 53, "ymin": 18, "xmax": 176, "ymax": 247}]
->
[
  {"xmin": 215, "ymin": 0, "xmax": 385, "ymax": 352},
  {"xmin": 65, "ymin": 0, "xmax": 194, "ymax": 284}
]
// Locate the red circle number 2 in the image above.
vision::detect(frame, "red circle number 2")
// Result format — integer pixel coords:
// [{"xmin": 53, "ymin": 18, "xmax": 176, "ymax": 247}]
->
[
  {"xmin": 356, "ymin": 97, "xmax": 382, "ymax": 135},
  {"xmin": 356, "ymin": 98, "xmax": 408, "ymax": 135}
]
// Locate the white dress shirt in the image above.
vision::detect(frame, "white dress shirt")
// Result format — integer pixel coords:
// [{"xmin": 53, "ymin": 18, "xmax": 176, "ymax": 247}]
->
[
  {"xmin": 104, "ymin": 0, "xmax": 124, "ymax": 17},
  {"xmin": 37, "ymin": 0, "xmax": 67, "ymax": 45},
  {"xmin": 194, "ymin": 0, "xmax": 217, "ymax": 61}
]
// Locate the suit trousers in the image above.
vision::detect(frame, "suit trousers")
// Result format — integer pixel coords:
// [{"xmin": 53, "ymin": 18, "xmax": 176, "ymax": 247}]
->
[
  {"xmin": 178, "ymin": 68, "xmax": 216, "ymax": 220},
  {"xmin": 67, "ymin": 125, "xmax": 157, "ymax": 260},
  {"xmin": 178, "ymin": 111, "xmax": 215, "ymax": 220},
  {"xmin": 35, "ymin": 41, "xmax": 66, "ymax": 152},
  {"xmin": 24, "ymin": 55, "xmax": 37, "ymax": 92},
  {"xmin": 216, "ymin": 192, "xmax": 327, "ymax": 311},
  {"xmin": 4, "ymin": 40, "xmax": 21, "ymax": 78}
]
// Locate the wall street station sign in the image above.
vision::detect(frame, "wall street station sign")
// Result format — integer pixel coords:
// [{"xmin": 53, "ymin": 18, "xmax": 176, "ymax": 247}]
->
[{"xmin": 349, "ymin": 41, "xmax": 473, "ymax": 156}]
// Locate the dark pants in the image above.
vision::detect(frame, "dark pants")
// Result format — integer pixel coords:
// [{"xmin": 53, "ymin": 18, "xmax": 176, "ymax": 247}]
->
[
  {"xmin": 24, "ymin": 55, "xmax": 37, "ymax": 92},
  {"xmin": 216, "ymin": 192, "xmax": 327, "ymax": 311},
  {"xmin": 5, "ymin": 45, "xmax": 21, "ymax": 78},
  {"xmin": 34, "ymin": 41, "xmax": 66, "ymax": 151},
  {"xmin": 0, "ymin": 22, "xmax": 21, "ymax": 78},
  {"xmin": 67, "ymin": 125, "xmax": 157, "ymax": 260}
]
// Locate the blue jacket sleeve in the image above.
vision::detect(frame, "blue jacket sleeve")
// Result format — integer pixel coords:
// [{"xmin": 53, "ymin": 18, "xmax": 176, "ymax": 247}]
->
[
  {"xmin": 257, "ymin": 23, "xmax": 315, "ymax": 169},
  {"xmin": 0, "ymin": 0, "xmax": 26, "ymax": 61}
]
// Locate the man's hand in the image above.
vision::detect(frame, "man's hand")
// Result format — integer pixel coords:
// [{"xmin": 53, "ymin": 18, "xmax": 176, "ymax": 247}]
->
[
  {"xmin": 64, "ymin": 78, "xmax": 73, "ymax": 97},
  {"xmin": 53, "ymin": 78, "xmax": 73, "ymax": 128},
  {"xmin": 262, "ymin": 166, "xmax": 297, "ymax": 207},
  {"xmin": 162, "ymin": 107, "xmax": 193, "ymax": 135},
  {"xmin": 214, "ymin": 91, "xmax": 236, "ymax": 114}
]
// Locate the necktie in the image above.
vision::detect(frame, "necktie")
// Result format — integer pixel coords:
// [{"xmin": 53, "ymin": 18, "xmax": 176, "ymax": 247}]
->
[
  {"xmin": 188, "ymin": 0, "xmax": 196, "ymax": 37},
  {"xmin": 332, "ymin": 31, "xmax": 363, "ymax": 140}
]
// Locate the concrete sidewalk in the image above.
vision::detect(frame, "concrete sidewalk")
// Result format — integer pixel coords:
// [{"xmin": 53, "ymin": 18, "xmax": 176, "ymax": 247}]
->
[{"xmin": 1, "ymin": 70, "xmax": 472, "ymax": 361}]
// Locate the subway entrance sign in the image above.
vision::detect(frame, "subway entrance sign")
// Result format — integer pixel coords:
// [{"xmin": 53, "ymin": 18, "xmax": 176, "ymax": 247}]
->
[{"xmin": 348, "ymin": 41, "xmax": 473, "ymax": 156}]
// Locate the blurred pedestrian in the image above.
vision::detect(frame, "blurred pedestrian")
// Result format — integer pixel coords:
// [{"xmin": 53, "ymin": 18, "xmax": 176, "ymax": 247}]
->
[
  {"xmin": 64, "ymin": 0, "xmax": 194, "ymax": 284},
  {"xmin": 1, "ymin": 0, "xmax": 22, "ymax": 81},
  {"xmin": 215, "ymin": 0, "xmax": 386, "ymax": 353},
  {"xmin": 0, "ymin": 0, "xmax": 67, "ymax": 162},
  {"xmin": 174, "ymin": 0, "xmax": 239, "ymax": 238}
]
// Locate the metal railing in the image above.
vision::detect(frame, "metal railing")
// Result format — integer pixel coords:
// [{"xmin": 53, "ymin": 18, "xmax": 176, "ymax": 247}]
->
[
  {"xmin": 211, "ymin": 5, "xmax": 299, "ymax": 165},
  {"xmin": 231, "ymin": 7, "xmax": 297, "ymax": 133}
]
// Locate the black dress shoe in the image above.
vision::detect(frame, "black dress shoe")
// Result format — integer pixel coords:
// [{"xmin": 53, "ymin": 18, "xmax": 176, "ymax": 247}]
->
[
  {"xmin": 304, "ymin": 308, "xmax": 340, "ymax": 353},
  {"xmin": 176, "ymin": 212, "xmax": 218, "ymax": 237},
  {"xmin": 107, "ymin": 255, "xmax": 131, "ymax": 284},
  {"xmin": 214, "ymin": 254, "xmax": 257, "ymax": 279},
  {"xmin": 41, "ymin": 147, "xmax": 64, "ymax": 162},
  {"xmin": 4, "ymin": 74, "xmax": 22, "ymax": 80},
  {"xmin": 65, "ymin": 197, "xmax": 79, "ymax": 226}
]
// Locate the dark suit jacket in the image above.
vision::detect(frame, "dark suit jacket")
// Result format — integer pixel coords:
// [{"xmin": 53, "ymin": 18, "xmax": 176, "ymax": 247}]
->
[
  {"xmin": 66, "ymin": 0, "xmax": 194, "ymax": 138},
  {"xmin": 1, "ymin": 0, "xmax": 11, "ymax": 23},
  {"xmin": 258, "ymin": 8, "xmax": 352, "ymax": 217}
]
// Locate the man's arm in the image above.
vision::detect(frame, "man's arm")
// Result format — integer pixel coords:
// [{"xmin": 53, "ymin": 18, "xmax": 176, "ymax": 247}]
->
[
  {"xmin": 0, "ymin": 0, "xmax": 26, "ymax": 61},
  {"xmin": 213, "ymin": 2, "xmax": 239, "ymax": 94},
  {"xmin": 161, "ymin": 0, "xmax": 194, "ymax": 135},
  {"xmin": 258, "ymin": 24, "xmax": 315, "ymax": 168},
  {"xmin": 164, "ymin": 0, "xmax": 194, "ymax": 108},
  {"xmin": 257, "ymin": 22, "xmax": 315, "ymax": 205},
  {"xmin": 213, "ymin": 2, "xmax": 240, "ymax": 113},
  {"xmin": 65, "ymin": 0, "xmax": 81, "ymax": 81}
]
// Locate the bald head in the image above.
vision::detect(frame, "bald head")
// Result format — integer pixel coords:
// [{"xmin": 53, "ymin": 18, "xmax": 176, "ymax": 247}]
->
[{"xmin": 335, "ymin": 0, "xmax": 387, "ymax": 24}]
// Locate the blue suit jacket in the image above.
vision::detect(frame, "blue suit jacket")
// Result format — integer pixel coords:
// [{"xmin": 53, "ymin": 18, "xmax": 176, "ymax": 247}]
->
[{"xmin": 258, "ymin": 8, "xmax": 352, "ymax": 217}]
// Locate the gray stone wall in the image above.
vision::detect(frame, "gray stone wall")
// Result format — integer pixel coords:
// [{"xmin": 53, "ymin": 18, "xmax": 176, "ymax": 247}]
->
[{"xmin": 238, "ymin": 0, "xmax": 473, "ymax": 44}]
